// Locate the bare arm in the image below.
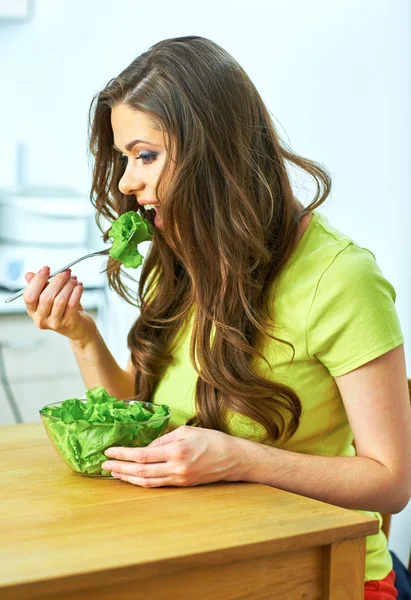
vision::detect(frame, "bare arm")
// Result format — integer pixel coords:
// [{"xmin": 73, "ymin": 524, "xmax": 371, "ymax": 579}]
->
[
  {"xmin": 69, "ymin": 328, "xmax": 136, "ymax": 400},
  {"xmin": 237, "ymin": 345, "xmax": 411, "ymax": 515},
  {"xmin": 239, "ymin": 437, "xmax": 402, "ymax": 514}
]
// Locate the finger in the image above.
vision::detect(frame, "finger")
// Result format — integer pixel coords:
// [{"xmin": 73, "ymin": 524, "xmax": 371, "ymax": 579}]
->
[
  {"xmin": 25, "ymin": 271, "xmax": 51, "ymax": 299},
  {"xmin": 102, "ymin": 460, "xmax": 169, "ymax": 478},
  {"xmin": 104, "ymin": 443, "xmax": 172, "ymax": 463},
  {"xmin": 36, "ymin": 269, "xmax": 72, "ymax": 320},
  {"xmin": 23, "ymin": 266, "xmax": 51, "ymax": 313},
  {"xmin": 111, "ymin": 472, "xmax": 173, "ymax": 488},
  {"xmin": 63, "ymin": 281, "xmax": 84, "ymax": 319},
  {"xmin": 48, "ymin": 277, "xmax": 79, "ymax": 322},
  {"xmin": 25, "ymin": 272, "xmax": 35, "ymax": 283}
]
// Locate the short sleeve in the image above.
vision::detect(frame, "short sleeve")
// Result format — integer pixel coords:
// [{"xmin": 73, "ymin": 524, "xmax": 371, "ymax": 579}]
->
[{"xmin": 307, "ymin": 243, "xmax": 404, "ymax": 376}]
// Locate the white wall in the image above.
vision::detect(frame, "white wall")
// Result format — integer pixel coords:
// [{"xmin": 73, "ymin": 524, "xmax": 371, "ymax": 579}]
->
[{"xmin": 0, "ymin": 0, "xmax": 409, "ymax": 565}]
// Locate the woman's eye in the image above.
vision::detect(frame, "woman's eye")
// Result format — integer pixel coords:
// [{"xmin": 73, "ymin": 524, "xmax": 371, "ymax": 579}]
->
[
  {"xmin": 138, "ymin": 151, "xmax": 158, "ymax": 164},
  {"xmin": 119, "ymin": 152, "xmax": 158, "ymax": 165}
]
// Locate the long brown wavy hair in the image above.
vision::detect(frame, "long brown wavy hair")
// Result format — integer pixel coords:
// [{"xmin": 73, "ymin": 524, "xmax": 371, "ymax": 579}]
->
[{"xmin": 88, "ymin": 35, "xmax": 331, "ymax": 444}]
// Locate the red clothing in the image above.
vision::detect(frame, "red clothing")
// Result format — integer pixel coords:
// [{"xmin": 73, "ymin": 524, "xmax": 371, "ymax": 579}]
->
[{"xmin": 364, "ymin": 569, "xmax": 398, "ymax": 599}]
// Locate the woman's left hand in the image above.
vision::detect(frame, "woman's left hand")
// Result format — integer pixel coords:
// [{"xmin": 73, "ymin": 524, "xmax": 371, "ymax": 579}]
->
[{"xmin": 101, "ymin": 426, "xmax": 245, "ymax": 487}]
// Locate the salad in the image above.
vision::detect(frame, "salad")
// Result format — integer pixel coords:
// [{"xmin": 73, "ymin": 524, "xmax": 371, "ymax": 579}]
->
[
  {"xmin": 108, "ymin": 211, "xmax": 153, "ymax": 268},
  {"xmin": 40, "ymin": 386, "xmax": 170, "ymax": 476}
]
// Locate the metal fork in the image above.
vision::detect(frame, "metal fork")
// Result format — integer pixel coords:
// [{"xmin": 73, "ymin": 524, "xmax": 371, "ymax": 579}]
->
[
  {"xmin": 4, "ymin": 231, "xmax": 136, "ymax": 304},
  {"xmin": 3, "ymin": 247, "xmax": 110, "ymax": 303}
]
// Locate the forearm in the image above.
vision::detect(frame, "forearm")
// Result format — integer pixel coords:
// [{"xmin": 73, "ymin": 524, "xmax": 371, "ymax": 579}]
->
[
  {"xmin": 237, "ymin": 439, "xmax": 407, "ymax": 515},
  {"xmin": 69, "ymin": 328, "xmax": 135, "ymax": 400}
]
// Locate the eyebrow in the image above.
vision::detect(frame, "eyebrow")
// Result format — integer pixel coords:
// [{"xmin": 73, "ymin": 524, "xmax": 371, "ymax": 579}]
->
[{"xmin": 112, "ymin": 139, "xmax": 162, "ymax": 152}]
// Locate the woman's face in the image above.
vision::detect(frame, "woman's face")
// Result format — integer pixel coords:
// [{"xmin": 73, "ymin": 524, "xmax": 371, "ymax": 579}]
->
[{"xmin": 111, "ymin": 104, "xmax": 169, "ymax": 229}]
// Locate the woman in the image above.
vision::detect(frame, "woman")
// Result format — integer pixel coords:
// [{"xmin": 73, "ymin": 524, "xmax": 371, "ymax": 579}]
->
[{"xmin": 24, "ymin": 36, "xmax": 409, "ymax": 598}]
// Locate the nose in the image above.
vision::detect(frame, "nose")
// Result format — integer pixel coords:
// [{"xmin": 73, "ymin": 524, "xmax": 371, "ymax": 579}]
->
[{"xmin": 118, "ymin": 166, "xmax": 145, "ymax": 196}]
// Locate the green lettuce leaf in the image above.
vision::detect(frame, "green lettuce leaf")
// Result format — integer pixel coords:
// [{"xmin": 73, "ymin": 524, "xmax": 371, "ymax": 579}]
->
[
  {"xmin": 108, "ymin": 211, "xmax": 153, "ymax": 268},
  {"xmin": 85, "ymin": 386, "xmax": 117, "ymax": 405},
  {"xmin": 40, "ymin": 386, "xmax": 170, "ymax": 476}
]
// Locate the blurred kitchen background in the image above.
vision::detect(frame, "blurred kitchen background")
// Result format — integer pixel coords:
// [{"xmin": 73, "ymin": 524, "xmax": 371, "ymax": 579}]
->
[{"xmin": 0, "ymin": 0, "xmax": 409, "ymax": 562}]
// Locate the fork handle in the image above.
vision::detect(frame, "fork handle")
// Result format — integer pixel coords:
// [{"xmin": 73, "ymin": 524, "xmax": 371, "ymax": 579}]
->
[
  {"xmin": 3, "ymin": 249, "xmax": 109, "ymax": 304},
  {"xmin": 48, "ymin": 250, "xmax": 108, "ymax": 277}
]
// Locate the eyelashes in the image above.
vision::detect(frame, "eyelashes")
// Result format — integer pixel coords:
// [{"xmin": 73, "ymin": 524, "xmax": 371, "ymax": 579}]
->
[{"xmin": 119, "ymin": 152, "xmax": 158, "ymax": 166}]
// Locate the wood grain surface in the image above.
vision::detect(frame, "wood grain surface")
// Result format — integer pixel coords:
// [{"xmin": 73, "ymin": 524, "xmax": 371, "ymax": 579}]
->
[{"xmin": 0, "ymin": 422, "xmax": 379, "ymax": 599}]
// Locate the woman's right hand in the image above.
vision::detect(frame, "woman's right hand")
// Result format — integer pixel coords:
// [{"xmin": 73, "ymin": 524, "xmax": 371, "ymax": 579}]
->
[{"xmin": 23, "ymin": 265, "xmax": 97, "ymax": 343}]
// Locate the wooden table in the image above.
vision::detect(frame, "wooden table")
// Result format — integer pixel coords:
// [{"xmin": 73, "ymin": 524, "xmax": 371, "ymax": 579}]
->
[{"xmin": 0, "ymin": 423, "xmax": 379, "ymax": 600}]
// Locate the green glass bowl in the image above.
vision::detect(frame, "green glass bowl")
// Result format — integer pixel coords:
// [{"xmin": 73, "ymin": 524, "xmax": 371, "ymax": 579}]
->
[{"xmin": 40, "ymin": 400, "xmax": 171, "ymax": 479}]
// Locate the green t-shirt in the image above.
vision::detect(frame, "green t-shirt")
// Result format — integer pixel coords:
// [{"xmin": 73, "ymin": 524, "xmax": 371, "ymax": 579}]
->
[{"xmin": 150, "ymin": 210, "xmax": 404, "ymax": 582}]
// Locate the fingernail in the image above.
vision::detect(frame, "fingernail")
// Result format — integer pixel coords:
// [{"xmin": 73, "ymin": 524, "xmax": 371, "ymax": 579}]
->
[{"xmin": 39, "ymin": 266, "xmax": 50, "ymax": 275}]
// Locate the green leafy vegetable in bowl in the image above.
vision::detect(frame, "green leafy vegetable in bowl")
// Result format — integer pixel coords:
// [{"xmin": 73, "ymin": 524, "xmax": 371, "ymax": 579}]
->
[
  {"xmin": 40, "ymin": 386, "xmax": 170, "ymax": 478},
  {"xmin": 108, "ymin": 211, "xmax": 153, "ymax": 268}
]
